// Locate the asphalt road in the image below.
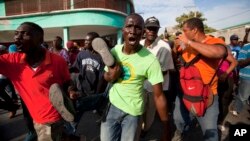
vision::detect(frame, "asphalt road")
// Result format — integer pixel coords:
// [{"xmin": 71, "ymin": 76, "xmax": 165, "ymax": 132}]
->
[{"xmin": 0, "ymin": 101, "xmax": 249, "ymax": 141}]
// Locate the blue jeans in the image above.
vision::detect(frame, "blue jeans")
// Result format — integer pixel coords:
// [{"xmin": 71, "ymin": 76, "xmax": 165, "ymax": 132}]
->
[
  {"xmin": 100, "ymin": 104, "xmax": 141, "ymax": 141},
  {"xmin": 173, "ymin": 94, "xmax": 219, "ymax": 141},
  {"xmin": 234, "ymin": 78, "xmax": 250, "ymax": 113}
]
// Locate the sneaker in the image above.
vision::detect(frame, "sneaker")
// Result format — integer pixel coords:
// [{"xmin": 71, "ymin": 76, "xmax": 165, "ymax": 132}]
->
[
  {"xmin": 92, "ymin": 38, "xmax": 115, "ymax": 67},
  {"xmin": 49, "ymin": 83, "xmax": 76, "ymax": 122},
  {"xmin": 172, "ymin": 130, "xmax": 183, "ymax": 141}
]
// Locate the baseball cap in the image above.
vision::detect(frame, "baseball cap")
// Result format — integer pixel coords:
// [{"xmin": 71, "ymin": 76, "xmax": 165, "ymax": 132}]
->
[
  {"xmin": 145, "ymin": 16, "xmax": 160, "ymax": 28},
  {"xmin": 230, "ymin": 34, "xmax": 239, "ymax": 40},
  {"xmin": 66, "ymin": 41, "xmax": 74, "ymax": 49}
]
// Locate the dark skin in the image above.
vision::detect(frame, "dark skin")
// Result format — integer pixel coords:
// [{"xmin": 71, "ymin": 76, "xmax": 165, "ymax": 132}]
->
[
  {"xmin": 230, "ymin": 39, "xmax": 239, "ymax": 47},
  {"xmin": 14, "ymin": 24, "xmax": 45, "ymax": 68},
  {"xmin": 243, "ymin": 28, "xmax": 250, "ymax": 45},
  {"xmin": 144, "ymin": 26, "xmax": 168, "ymax": 75},
  {"xmin": 238, "ymin": 58, "xmax": 250, "ymax": 68},
  {"xmin": 53, "ymin": 37, "xmax": 63, "ymax": 51},
  {"xmin": 104, "ymin": 14, "xmax": 170, "ymax": 141},
  {"xmin": 178, "ymin": 23, "xmax": 226, "ymax": 58},
  {"xmin": 14, "ymin": 24, "xmax": 71, "ymax": 93},
  {"xmin": 144, "ymin": 26, "xmax": 159, "ymax": 45},
  {"xmin": 84, "ymin": 34, "xmax": 98, "ymax": 54}
]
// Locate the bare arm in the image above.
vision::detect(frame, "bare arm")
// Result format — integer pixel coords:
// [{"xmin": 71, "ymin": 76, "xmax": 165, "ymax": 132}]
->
[
  {"xmin": 225, "ymin": 50, "xmax": 238, "ymax": 75},
  {"xmin": 238, "ymin": 58, "xmax": 250, "ymax": 68},
  {"xmin": 243, "ymin": 28, "xmax": 250, "ymax": 45},
  {"xmin": 179, "ymin": 34, "xmax": 226, "ymax": 59},
  {"xmin": 153, "ymin": 83, "xmax": 170, "ymax": 141},
  {"xmin": 219, "ymin": 49, "xmax": 238, "ymax": 81}
]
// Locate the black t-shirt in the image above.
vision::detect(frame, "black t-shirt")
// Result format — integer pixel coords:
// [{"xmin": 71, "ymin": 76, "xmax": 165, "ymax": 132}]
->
[{"xmin": 73, "ymin": 50, "xmax": 104, "ymax": 95}]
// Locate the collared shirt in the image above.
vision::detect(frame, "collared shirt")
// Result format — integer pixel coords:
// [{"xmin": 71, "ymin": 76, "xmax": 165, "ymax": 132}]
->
[
  {"xmin": 0, "ymin": 50, "xmax": 70, "ymax": 124},
  {"xmin": 140, "ymin": 37, "xmax": 174, "ymax": 91}
]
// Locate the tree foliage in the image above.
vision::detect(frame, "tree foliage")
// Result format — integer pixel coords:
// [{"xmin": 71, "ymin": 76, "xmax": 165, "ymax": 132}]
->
[{"xmin": 175, "ymin": 11, "xmax": 216, "ymax": 33}]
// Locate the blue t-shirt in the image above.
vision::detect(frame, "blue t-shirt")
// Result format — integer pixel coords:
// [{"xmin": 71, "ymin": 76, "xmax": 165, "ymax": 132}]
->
[
  {"xmin": 238, "ymin": 43, "xmax": 250, "ymax": 80},
  {"xmin": 229, "ymin": 45, "xmax": 241, "ymax": 59}
]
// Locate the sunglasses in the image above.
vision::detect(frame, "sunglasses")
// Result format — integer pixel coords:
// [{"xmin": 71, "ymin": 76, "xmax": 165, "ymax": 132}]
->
[{"xmin": 146, "ymin": 27, "xmax": 159, "ymax": 31}]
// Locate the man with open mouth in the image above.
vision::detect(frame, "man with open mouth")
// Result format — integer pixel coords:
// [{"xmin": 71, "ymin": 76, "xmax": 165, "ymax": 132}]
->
[{"xmin": 100, "ymin": 13, "xmax": 171, "ymax": 141}]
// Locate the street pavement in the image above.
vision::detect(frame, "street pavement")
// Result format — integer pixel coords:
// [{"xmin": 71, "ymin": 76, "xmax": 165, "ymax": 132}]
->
[{"xmin": 0, "ymin": 101, "xmax": 249, "ymax": 141}]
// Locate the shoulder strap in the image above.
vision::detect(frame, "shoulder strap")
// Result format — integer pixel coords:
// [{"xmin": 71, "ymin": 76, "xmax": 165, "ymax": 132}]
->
[
  {"xmin": 208, "ymin": 45, "xmax": 228, "ymax": 85},
  {"xmin": 180, "ymin": 54, "xmax": 201, "ymax": 67}
]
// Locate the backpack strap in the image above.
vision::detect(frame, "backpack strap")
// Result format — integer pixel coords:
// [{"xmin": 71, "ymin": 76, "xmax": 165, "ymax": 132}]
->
[
  {"xmin": 180, "ymin": 54, "xmax": 201, "ymax": 67},
  {"xmin": 208, "ymin": 44, "xmax": 228, "ymax": 85}
]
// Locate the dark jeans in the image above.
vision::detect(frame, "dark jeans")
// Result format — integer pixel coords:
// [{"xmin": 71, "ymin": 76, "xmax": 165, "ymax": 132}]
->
[
  {"xmin": 218, "ymin": 77, "xmax": 234, "ymax": 123},
  {"xmin": 21, "ymin": 100, "xmax": 36, "ymax": 133},
  {"xmin": 0, "ymin": 78, "xmax": 18, "ymax": 101},
  {"xmin": 0, "ymin": 78, "xmax": 19, "ymax": 111},
  {"xmin": 0, "ymin": 99, "xmax": 19, "ymax": 111},
  {"xmin": 75, "ymin": 93, "xmax": 108, "ymax": 122}
]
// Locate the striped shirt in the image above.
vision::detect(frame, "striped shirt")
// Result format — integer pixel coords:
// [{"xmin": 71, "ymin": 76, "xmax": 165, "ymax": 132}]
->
[{"xmin": 238, "ymin": 43, "xmax": 250, "ymax": 80}]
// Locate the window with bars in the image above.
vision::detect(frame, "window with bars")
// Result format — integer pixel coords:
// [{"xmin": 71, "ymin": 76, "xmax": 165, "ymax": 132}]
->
[
  {"xmin": 5, "ymin": 0, "xmax": 132, "ymax": 16},
  {"xmin": 5, "ymin": 0, "xmax": 70, "ymax": 16}
]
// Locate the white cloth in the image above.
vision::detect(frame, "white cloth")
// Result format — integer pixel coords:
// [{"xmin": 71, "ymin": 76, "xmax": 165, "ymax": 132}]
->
[{"xmin": 140, "ymin": 37, "xmax": 174, "ymax": 91}]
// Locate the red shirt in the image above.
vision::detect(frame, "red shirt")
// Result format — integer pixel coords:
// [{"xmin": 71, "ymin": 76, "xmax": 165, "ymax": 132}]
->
[{"xmin": 0, "ymin": 50, "xmax": 70, "ymax": 124}]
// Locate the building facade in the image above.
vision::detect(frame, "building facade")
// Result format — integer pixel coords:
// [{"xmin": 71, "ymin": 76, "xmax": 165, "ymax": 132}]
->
[
  {"xmin": 0, "ymin": 0, "xmax": 134, "ymax": 47},
  {"xmin": 211, "ymin": 22, "xmax": 250, "ymax": 44}
]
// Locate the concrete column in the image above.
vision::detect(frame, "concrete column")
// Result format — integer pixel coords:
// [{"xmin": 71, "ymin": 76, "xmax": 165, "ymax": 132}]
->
[
  {"xmin": 0, "ymin": 0, "xmax": 6, "ymax": 16},
  {"xmin": 70, "ymin": 0, "xmax": 74, "ymax": 9},
  {"xmin": 63, "ymin": 27, "xmax": 69, "ymax": 48},
  {"xmin": 117, "ymin": 29, "xmax": 123, "ymax": 45}
]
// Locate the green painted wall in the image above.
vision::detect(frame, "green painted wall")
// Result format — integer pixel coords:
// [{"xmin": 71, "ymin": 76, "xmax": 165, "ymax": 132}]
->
[
  {"xmin": 0, "ymin": 10, "xmax": 126, "ymax": 31},
  {"xmin": 0, "ymin": 0, "xmax": 6, "ymax": 16}
]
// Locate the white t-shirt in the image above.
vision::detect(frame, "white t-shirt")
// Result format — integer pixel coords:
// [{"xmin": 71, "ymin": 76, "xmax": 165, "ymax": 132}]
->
[{"xmin": 140, "ymin": 37, "xmax": 174, "ymax": 91}]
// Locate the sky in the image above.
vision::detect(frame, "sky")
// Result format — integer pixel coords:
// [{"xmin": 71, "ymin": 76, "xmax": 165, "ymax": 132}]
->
[{"xmin": 134, "ymin": 0, "xmax": 250, "ymax": 34}]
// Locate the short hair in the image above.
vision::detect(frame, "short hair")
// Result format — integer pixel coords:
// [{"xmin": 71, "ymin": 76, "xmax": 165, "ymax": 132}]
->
[
  {"xmin": 20, "ymin": 22, "xmax": 44, "ymax": 36},
  {"xmin": 125, "ymin": 13, "xmax": 144, "ymax": 28},
  {"xmin": 184, "ymin": 18, "xmax": 204, "ymax": 33},
  {"xmin": 218, "ymin": 36, "xmax": 225, "ymax": 42},
  {"xmin": 86, "ymin": 32, "xmax": 100, "ymax": 39},
  {"xmin": 55, "ymin": 36, "xmax": 63, "ymax": 42}
]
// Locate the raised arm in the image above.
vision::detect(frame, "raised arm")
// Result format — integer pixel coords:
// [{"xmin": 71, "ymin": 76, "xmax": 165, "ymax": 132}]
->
[{"xmin": 179, "ymin": 34, "xmax": 226, "ymax": 59}]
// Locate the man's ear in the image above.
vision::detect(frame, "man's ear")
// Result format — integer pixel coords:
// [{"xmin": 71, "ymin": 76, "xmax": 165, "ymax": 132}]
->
[{"xmin": 193, "ymin": 28, "xmax": 198, "ymax": 34}]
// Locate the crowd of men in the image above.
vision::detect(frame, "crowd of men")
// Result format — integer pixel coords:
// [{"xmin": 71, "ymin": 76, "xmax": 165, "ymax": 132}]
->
[{"xmin": 0, "ymin": 13, "xmax": 249, "ymax": 141}]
